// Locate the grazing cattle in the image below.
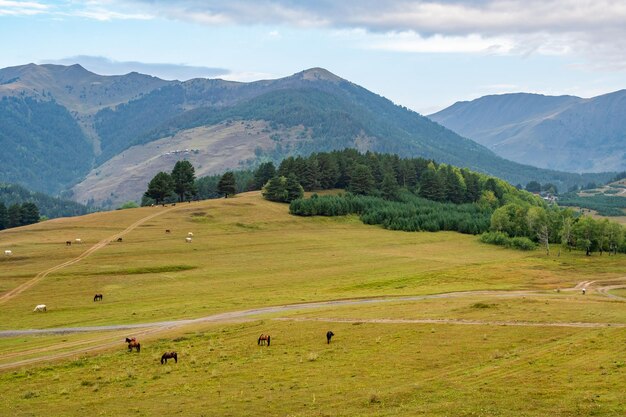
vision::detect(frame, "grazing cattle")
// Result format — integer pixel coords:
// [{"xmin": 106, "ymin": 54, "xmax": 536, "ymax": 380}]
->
[
  {"xmin": 326, "ymin": 331, "xmax": 335, "ymax": 344},
  {"xmin": 33, "ymin": 304, "xmax": 47, "ymax": 312},
  {"xmin": 4, "ymin": 250, "xmax": 12, "ymax": 256},
  {"xmin": 116, "ymin": 237, "xmax": 123, "ymax": 242},
  {"xmin": 185, "ymin": 237, "xmax": 192, "ymax": 243},
  {"xmin": 93, "ymin": 294, "xmax": 103, "ymax": 302},
  {"xmin": 161, "ymin": 352, "xmax": 178, "ymax": 364},
  {"xmin": 258, "ymin": 334, "xmax": 271, "ymax": 346},
  {"xmin": 75, "ymin": 238, "xmax": 82, "ymax": 244},
  {"xmin": 165, "ymin": 229, "xmax": 171, "ymax": 234},
  {"xmin": 187, "ymin": 232, "xmax": 193, "ymax": 237},
  {"xmin": 125, "ymin": 337, "xmax": 141, "ymax": 352},
  {"xmin": 65, "ymin": 241, "xmax": 72, "ymax": 246}
]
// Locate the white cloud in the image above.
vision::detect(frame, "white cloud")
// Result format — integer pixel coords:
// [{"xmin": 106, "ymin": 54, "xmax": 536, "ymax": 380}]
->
[
  {"xmin": 41, "ymin": 56, "xmax": 230, "ymax": 80},
  {"xmin": 0, "ymin": 0, "xmax": 48, "ymax": 16}
]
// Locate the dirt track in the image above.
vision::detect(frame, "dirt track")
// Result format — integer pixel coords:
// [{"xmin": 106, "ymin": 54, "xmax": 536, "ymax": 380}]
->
[{"xmin": 1, "ymin": 205, "xmax": 624, "ymax": 370}]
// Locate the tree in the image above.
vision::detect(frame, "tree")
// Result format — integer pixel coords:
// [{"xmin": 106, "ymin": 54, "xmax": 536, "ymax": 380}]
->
[
  {"xmin": 144, "ymin": 172, "xmax": 174, "ymax": 205},
  {"xmin": 380, "ymin": 172, "xmax": 399, "ymax": 200},
  {"xmin": 572, "ymin": 216, "xmax": 598, "ymax": 256},
  {"xmin": 20, "ymin": 202, "xmax": 40, "ymax": 226},
  {"xmin": 349, "ymin": 164, "xmax": 375, "ymax": 195},
  {"xmin": 7, "ymin": 204, "xmax": 21, "ymax": 228},
  {"xmin": 419, "ymin": 163, "xmax": 443, "ymax": 201},
  {"xmin": 171, "ymin": 160, "xmax": 197, "ymax": 202},
  {"xmin": 253, "ymin": 162, "xmax": 276, "ymax": 190},
  {"xmin": 525, "ymin": 181, "xmax": 542, "ymax": 193},
  {"xmin": 0, "ymin": 202, "xmax": 7, "ymax": 230},
  {"xmin": 217, "ymin": 172, "xmax": 237, "ymax": 198},
  {"xmin": 262, "ymin": 176, "xmax": 288, "ymax": 202},
  {"xmin": 285, "ymin": 174, "xmax": 304, "ymax": 202}
]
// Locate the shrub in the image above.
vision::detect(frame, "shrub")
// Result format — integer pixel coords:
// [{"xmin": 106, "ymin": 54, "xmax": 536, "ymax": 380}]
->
[{"xmin": 509, "ymin": 237, "xmax": 537, "ymax": 251}]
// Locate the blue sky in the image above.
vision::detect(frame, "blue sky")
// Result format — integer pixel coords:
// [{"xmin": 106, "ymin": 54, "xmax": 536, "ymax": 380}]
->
[{"xmin": 2, "ymin": 0, "xmax": 626, "ymax": 113}]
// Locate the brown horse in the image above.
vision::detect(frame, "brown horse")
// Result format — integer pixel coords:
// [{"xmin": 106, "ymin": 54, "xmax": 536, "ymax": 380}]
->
[
  {"xmin": 161, "ymin": 352, "xmax": 177, "ymax": 364},
  {"xmin": 326, "ymin": 331, "xmax": 335, "ymax": 344},
  {"xmin": 93, "ymin": 293, "xmax": 103, "ymax": 302},
  {"xmin": 258, "ymin": 334, "xmax": 271, "ymax": 346},
  {"xmin": 125, "ymin": 337, "xmax": 140, "ymax": 352}
]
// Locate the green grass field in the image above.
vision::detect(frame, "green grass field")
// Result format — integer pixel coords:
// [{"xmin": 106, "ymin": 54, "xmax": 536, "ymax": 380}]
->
[{"xmin": 0, "ymin": 192, "xmax": 624, "ymax": 416}]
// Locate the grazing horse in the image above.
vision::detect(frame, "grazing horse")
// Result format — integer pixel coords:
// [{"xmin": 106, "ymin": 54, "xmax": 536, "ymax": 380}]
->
[
  {"xmin": 93, "ymin": 293, "xmax": 103, "ymax": 302},
  {"xmin": 125, "ymin": 337, "xmax": 141, "ymax": 352},
  {"xmin": 116, "ymin": 237, "xmax": 123, "ymax": 242},
  {"xmin": 165, "ymin": 229, "xmax": 171, "ymax": 234},
  {"xmin": 161, "ymin": 352, "xmax": 178, "ymax": 364},
  {"xmin": 326, "ymin": 331, "xmax": 335, "ymax": 344},
  {"xmin": 65, "ymin": 241, "xmax": 72, "ymax": 246},
  {"xmin": 258, "ymin": 334, "xmax": 271, "ymax": 346},
  {"xmin": 33, "ymin": 304, "xmax": 47, "ymax": 312}
]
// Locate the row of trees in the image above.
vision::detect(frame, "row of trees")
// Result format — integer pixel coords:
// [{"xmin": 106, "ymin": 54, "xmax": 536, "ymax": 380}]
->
[
  {"xmin": 0, "ymin": 202, "xmax": 40, "ymax": 230},
  {"xmin": 489, "ymin": 203, "xmax": 625, "ymax": 255},
  {"xmin": 256, "ymin": 150, "xmax": 539, "ymax": 208}
]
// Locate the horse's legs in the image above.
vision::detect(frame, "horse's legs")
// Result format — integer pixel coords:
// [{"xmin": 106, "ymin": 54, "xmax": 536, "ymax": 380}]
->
[{"xmin": 174, "ymin": 354, "xmax": 177, "ymax": 363}]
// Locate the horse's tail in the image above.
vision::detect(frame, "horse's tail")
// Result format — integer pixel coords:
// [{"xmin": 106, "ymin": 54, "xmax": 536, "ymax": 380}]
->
[
  {"xmin": 174, "ymin": 353, "xmax": 177, "ymax": 363},
  {"xmin": 258, "ymin": 335, "xmax": 262, "ymax": 345}
]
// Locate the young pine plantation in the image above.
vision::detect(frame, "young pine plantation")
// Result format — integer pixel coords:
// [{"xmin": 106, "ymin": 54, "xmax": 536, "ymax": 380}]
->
[{"xmin": 0, "ymin": 190, "xmax": 624, "ymax": 416}]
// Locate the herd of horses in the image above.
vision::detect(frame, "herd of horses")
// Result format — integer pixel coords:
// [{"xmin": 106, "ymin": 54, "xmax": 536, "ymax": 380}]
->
[{"xmin": 124, "ymin": 330, "xmax": 336, "ymax": 365}]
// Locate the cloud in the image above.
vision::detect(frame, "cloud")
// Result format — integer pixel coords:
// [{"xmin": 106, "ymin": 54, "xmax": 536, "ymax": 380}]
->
[
  {"xmin": 41, "ymin": 56, "xmax": 230, "ymax": 80},
  {"xmin": 0, "ymin": 0, "xmax": 48, "ymax": 16},
  {"xmin": 111, "ymin": 0, "xmax": 626, "ymax": 69}
]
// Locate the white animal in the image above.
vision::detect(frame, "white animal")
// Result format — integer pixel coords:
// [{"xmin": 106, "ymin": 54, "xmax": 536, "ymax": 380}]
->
[
  {"xmin": 4, "ymin": 250, "xmax": 12, "ymax": 256},
  {"xmin": 75, "ymin": 238, "xmax": 82, "ymax": 244},
  {"xmin": 185, "ymin": 237, "xmax": 192, "ymax": 243},
  {"xmin": 187, "ymin": 232, "xmax": 194, "ymax": 237},
  {"xmin": 33, "ymin": 304, "xmax": 47, "ymax": 312}
]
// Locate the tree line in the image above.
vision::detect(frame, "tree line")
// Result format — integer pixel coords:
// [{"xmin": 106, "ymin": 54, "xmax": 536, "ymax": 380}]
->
[{"xmin": 0, "ymin": 201, "xmax": 40, "ymax": 230}]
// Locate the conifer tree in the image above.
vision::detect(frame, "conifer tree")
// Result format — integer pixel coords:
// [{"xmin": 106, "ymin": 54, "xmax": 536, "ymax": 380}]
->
[
  {"xmin": 144, "ymin": 172, "xmax": 174, "ymax": 204},
  {"xmin": 171, "ymin": 160, "xmax": 197, "ymax": 202},
  {"xmin": 217, "ymin": 172, "xmax": 237, "ymax": 198}
]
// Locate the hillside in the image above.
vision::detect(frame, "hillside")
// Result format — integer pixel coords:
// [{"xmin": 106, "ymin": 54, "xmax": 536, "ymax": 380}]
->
[
  {"xmin": 0, "ymin": 64, "xmax": 615, "ymax": 203},
  {"xmin": 0, "ymin": 192, "xmax": 624, "ymax": 415},
  {"xmin": 0, "ymin": 182, "xmax": 91, "ymax": 219},
  {"xmin": 429, "ymin": 91, "xmax": 626, "ymax": 173}
]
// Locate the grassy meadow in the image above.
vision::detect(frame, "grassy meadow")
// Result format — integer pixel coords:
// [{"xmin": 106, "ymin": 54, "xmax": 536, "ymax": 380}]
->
[{"xmin": 0, "ymin": 191, "xmax": 624, "ymax": 416}]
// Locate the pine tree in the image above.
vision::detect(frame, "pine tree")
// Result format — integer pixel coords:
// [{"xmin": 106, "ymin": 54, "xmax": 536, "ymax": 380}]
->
[
  {"xmin": 253, "ymin": 162, "xmax": 276, "ymax": 189},
  {"xmin": 144, "ymin": 172, "xmax": 174, "ymax": 204},
  {"xmin": 285, "ymin": 174, "xmax": 304, "ymax": 202},
  {"xmin": 380, "ymin": 172, "xmax": 399, "ymax": 200},
  {"xmin": 20, "ymin": 202, "xmax": 40, "ymax": 225},
  {"xmin": 171, "ymin": 160, "xmax": 197, "ymax": 202},
  {"xmin": 0, "ymin": 202, "xmax": 7, "ymax": 230},
  {"xmin": 262, "ymin": 176, "xmax": 288, "ymax": 202},
  {"xmin": 349, "ymin": 164, "xmax": 375, "ymax": 195},
  {"xmin": 7, "ymin": 204, "xmax": 21, "ymax": 228},
  {"xmin": 217, "ymin": 172, "xmax": 237, "ymax": 198}
]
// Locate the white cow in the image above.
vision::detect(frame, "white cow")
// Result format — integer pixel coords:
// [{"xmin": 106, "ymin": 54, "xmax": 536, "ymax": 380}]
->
[
  {"xmin": 185, "ymin": 237, "xmax": 192, "ymax": 243},
  {"xmin": 4, "ymin": 250, "xmax": 12, "ymax": 256},
  {"xmin": 75, "ymin": 238, "xmax": 82, "ymax": 244},
  {"xmin": 187, "ymin": 232, "xmax": 194, "ymax": 237},
  {"xmin": 33, "ymin": 304, "xmax": 47, "ymax": 312}
]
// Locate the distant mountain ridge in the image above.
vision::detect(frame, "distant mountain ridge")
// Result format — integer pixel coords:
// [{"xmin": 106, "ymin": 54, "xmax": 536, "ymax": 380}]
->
[
  {"xmin": 429, "ymin": 91, "xmax": 626, "ymax": 173},
  {"xmin": 0, "ymin": 63, "xmax": 615, "ymax": 206}
]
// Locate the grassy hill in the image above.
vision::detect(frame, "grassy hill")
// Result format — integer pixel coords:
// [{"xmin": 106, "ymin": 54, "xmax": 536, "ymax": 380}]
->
[{"xmin": 0, "ymin": 192, "xmax": 624, "ymax": 415}]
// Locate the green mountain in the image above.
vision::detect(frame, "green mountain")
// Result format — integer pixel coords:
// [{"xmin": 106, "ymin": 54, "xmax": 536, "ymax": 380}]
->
[
  {"xmin": 0, "ymin": 183, "xmax": 91, "ymax": 219},
  {"xmin": 0, "ymin": 64, "xmax": 615, "ymax": 205},
  {"xmin": 429, "ymin": 91, "xmax": 626, "ymax": 173}
]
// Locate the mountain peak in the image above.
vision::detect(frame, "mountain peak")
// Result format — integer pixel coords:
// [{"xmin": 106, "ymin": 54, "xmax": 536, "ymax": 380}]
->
[{"xmin": 298, "ymin": 67, "xmax": 343, "ymax": 83}]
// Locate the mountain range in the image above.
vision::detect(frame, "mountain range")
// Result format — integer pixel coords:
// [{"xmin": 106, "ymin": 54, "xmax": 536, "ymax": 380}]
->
[
  {"xmin": 0, "ymin": 63, "xmax": 615, "ymax": 207},
  {"xmin": 429, "ymin": 91, "xmax": 626, "ymax": 173}
]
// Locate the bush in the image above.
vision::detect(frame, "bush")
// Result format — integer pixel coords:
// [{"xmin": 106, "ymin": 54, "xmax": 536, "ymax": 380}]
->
[
  {"xmin": 509, "ymin": 237, "xmax": 536, "ymax": 251},
  {"xmin": 479, "ymin": 231, "xmax": 510, "ymax": 246}
]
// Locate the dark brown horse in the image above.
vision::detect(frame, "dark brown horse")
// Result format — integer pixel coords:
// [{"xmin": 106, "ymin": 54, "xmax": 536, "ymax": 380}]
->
[
  {"xmin": 326, "ymin": 331, "xmax": 335, "ymax": 344},
  {"xmin": 93, "ymin": 294, "xmax": 103, "ymax": 302},
  {"xmin": 125, "ymin": 337, "xmax": 140, "ymax": 352},
  {"xmin": 65, "ymin": 240, "xmax": 72, "ymax": 246},
  {"xmin": 161, "ymin": 352, "xmax": 177, "ymax": 364},
  {"xmin": 258, "ymin": 334, "xmax": 271, "ymax": 346}
]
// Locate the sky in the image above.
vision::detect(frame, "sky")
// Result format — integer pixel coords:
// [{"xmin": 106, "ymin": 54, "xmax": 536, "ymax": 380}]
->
[{"xmin": 2, "ymin": 0, "xmax": 626, "ymax": 114}]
